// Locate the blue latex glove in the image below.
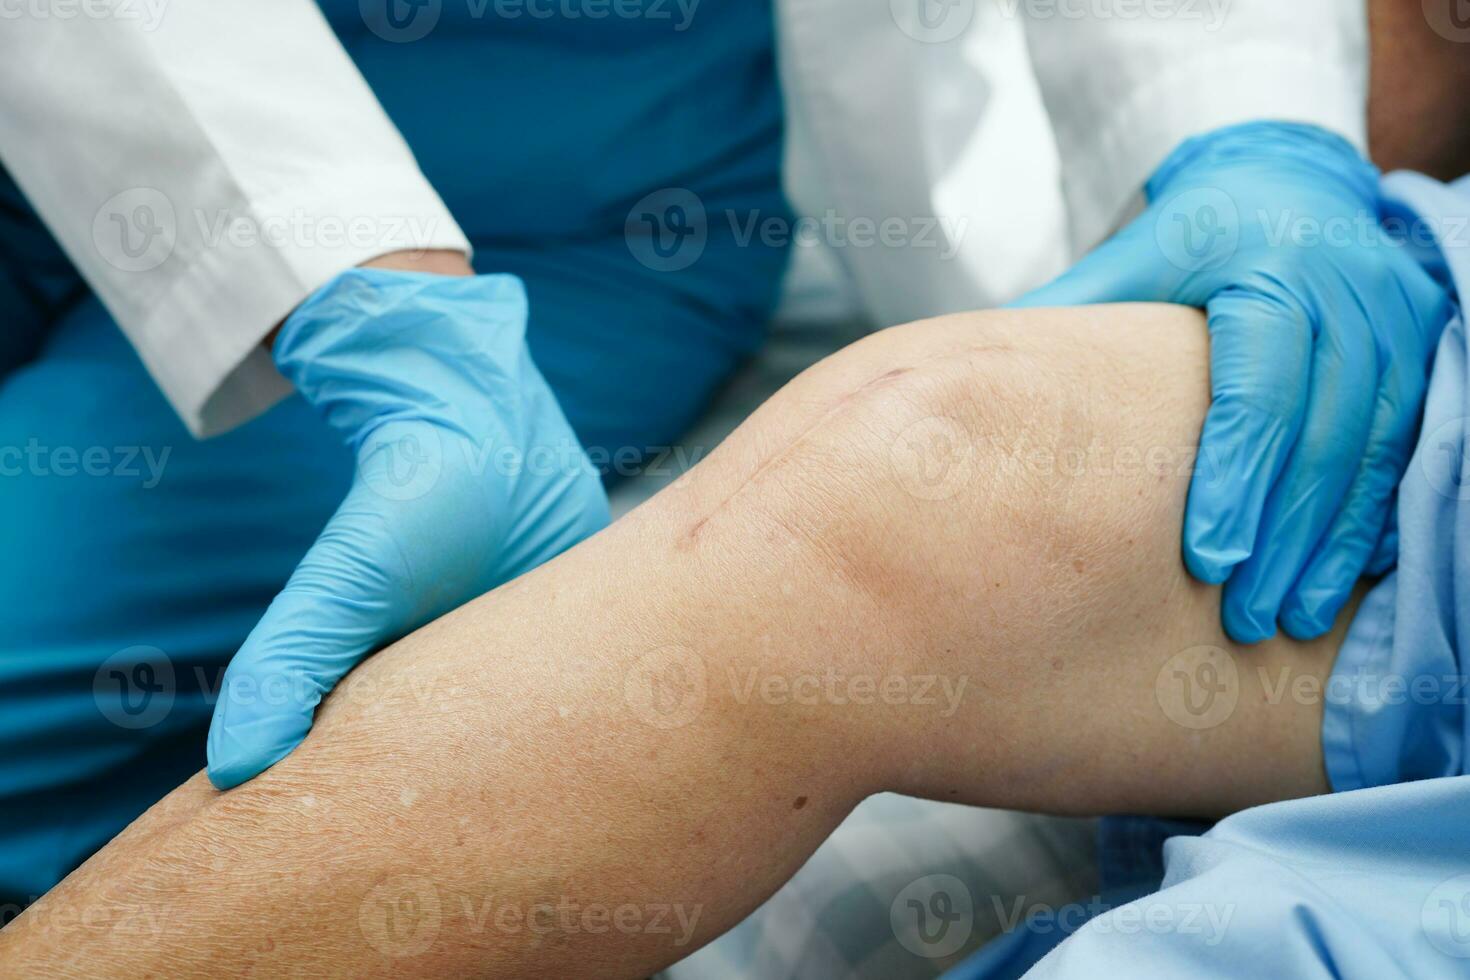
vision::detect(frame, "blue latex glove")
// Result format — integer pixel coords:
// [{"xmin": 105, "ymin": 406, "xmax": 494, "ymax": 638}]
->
[
  {"xmin": 1015, "ymin": 122, "xmax": 1453, "ymax": 643},
  {"xmin": 206, "ymin": 269, "xmax": 609, "ymax": 788}
]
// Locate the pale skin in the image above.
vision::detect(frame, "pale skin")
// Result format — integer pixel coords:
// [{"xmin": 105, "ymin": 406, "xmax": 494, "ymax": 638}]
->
[{"xmin": 0, "ymin": 304, "xmax": 1355, "ymax": 978}]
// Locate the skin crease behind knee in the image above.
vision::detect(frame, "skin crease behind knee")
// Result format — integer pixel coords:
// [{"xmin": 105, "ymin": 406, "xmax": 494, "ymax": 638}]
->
[{"xmin": 0, "ymin": 304, "xmax": 1356, "ymax": 979}]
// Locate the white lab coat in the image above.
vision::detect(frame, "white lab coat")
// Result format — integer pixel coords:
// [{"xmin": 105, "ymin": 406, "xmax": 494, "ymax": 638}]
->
[{"xmin": 0, "ymin": 0, "xmax": 1366, "ymax": 437}]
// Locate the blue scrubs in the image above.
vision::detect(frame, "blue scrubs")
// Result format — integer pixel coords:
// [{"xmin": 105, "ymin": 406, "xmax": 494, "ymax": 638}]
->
[
  {"xmin": 0, "ymin": 1, "xmax": 788, "ymax": 908},
  {"xmin": 948, "ymin": 171, "xmax": 1470, "ymax": 978}
]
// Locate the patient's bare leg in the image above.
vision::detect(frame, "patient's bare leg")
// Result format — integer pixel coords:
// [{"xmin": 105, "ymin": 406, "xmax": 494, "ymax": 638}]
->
[{"xmin": 0, "ymin": 305, "xmax": 1351, "ymax": 978}]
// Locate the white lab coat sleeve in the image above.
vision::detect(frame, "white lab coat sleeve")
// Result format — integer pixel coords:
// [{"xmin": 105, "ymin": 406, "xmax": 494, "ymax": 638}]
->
[
  {"xmin": 1021, "ymin": 0, "xmax": 1368, "ymax": 256},
  {"xmin": 0, "ymin": 2, "xmax": 471, "ymax": 437}
]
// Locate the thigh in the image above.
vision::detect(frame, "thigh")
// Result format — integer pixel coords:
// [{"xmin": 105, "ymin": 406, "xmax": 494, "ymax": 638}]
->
[{"xmin": 0, "ymin": 297, "xmax": 349, "ymax": 905}]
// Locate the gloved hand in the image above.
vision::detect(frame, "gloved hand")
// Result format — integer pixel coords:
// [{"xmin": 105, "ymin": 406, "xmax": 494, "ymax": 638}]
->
[
  {"xmin": 206, "ymin": 268, "xmax": 609, "ymax": 788},
  {"xmin": 1015, "ymin": 121, "xmax": 1453, "ymax": 643}
]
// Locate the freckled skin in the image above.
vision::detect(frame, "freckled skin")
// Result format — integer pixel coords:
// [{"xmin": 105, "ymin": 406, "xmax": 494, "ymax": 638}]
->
[{"xmin": 1, "ymin": 306, "xmax": 1351, "ymax": 979}]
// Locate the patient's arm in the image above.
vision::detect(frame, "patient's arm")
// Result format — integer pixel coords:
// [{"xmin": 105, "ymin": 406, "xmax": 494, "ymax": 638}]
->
[{"xmin": 0, "ymin": 304, "xmax": 1351, "ymax": 978}]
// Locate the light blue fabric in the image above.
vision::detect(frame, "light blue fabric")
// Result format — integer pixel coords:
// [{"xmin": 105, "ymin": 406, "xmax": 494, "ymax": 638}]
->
[
  {"xmin": 1324, "ymin": 176, "xmax": 1470, "ymax": 791},
  {"xmin": 947, "ymin": 170, "xmax": 1470, "ymax": 980},
  {"xmin": 0, "ymin": 0, "xmax": 788, "ymax": 908},
  {"xmin": 1018, "ymin": 779, "xmax": 1470, "ymax": 979}
]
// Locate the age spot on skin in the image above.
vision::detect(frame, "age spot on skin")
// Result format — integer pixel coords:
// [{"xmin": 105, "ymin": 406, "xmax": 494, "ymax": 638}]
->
[{"xmin": 793, "ymin": 796, "xmax": 808, "ymax": 810}]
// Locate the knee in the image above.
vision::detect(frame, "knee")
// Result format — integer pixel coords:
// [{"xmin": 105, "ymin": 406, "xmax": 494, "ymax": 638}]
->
[{"xmin": 779, "ymin": 304, "xmax": 1209, "ymax": 637}]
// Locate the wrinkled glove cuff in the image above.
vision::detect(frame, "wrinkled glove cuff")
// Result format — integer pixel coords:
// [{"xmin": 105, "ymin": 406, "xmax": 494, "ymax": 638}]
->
[
  {"xmin": 1146, "ymin": 120, "xmax": 1379, "ymax": 207},
  {"xmin": 271, "ymin": 267, "xmax": 531, "ymax": 446}
]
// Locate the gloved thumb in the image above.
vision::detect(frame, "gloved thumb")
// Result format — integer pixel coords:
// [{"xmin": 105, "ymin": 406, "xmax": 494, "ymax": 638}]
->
[
  {"xmin": 1008, "ymin": 219, "xmax": 1175, "ymax": 309},
  {"xmin": 206, "ymin": 513, "xmax": 413, "ymax": 789}
]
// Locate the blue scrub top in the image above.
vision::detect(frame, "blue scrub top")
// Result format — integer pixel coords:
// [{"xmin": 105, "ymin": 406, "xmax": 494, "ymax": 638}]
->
[
  {"xmin": 0, "ymin": 0, "xmax": 789, "ymax": 908},
  {"xmin": 319, "ymin": 0, "xmax": 794, "ymax": 461}
]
